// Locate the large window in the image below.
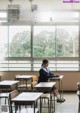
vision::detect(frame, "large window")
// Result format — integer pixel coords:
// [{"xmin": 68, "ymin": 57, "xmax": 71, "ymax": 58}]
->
[{"xmin": 0, "ymin": 11, "xmax": 80, "ymax": 71}]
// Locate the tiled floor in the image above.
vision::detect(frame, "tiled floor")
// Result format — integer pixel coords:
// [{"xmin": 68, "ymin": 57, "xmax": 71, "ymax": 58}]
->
[
  {"xmin": 0, "ymin": 93, "xmax": 79, "ymax": 113},
  {"xmin": 55, "ymin": 93, "xmax": 78, "ymax": 113}
]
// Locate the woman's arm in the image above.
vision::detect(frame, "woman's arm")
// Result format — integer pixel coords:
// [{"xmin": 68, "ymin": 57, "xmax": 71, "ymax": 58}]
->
[{"xmin": 49, "ymin": 72, "xmax": 60, "ymax": 77}]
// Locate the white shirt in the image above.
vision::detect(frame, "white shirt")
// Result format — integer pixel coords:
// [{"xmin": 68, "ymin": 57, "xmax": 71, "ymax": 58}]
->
[{"xmin": 41, "ymin": 66, "xmax": 50, "ymax": 73}]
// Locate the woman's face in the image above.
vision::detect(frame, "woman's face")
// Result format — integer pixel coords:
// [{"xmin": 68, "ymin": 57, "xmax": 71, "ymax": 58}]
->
[{"xmin": 43, "ymin": 63, "xmax": 49, "ymax": 68}]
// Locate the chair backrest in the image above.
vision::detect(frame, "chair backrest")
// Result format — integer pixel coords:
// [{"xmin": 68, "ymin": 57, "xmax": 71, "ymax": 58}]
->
[
  {"xmin": 9, "ymin": 90, "xmax": 19, "ymax": 100},
  {"xmin": 33, "ymin": 75, "xmax": 38, "ymax": 81},
  {"xmin": 32, "ymin": 75, "xmax": 38, "ymax": 87}
]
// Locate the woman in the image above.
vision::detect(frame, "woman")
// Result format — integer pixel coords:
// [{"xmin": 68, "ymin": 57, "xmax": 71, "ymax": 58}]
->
[{"xmin": 38, "ymin": 59, "xmax": 65, "ymax": 102}]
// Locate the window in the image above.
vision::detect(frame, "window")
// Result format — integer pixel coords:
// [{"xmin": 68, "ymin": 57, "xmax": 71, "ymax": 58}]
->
[
  {"xmin": 9, "ymin": 26, "xmax": 31, "ymax": 57},
  {"xmin": 33, "ymin": 26, "xmax": 56, "ymax": 57},
  {"xmin": 0, "ymin": 11, "xmax": 80, "ymax": 71},
  {"xmin": 56, "ymin": 26, "xmax": 79, "ymax": 57}
]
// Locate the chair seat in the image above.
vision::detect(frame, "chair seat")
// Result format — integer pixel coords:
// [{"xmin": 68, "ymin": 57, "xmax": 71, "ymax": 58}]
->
[
  {"xmin": 41, "ymin": 93, "xmax": 50, "ymax": 99},
  {"xmin": 0, "ymin": 93, "xmax": 9, "ymax": 98}
]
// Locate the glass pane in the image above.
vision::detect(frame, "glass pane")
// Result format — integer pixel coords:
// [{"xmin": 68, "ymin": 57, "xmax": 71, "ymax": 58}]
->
[
  {"xmin": 9, "ymin": 26, "xmax": 31, "ymax": 57},
  {"xmin": 56, "ymin": 26, "xmax": 79, "ymax": 57},
  {"xmin": 0, "ymin": 26, "xmax": 8, "ymax": 58},
  {"xmin": 33, "ymin": 26, "xmax": 55, "ymax": 57}
]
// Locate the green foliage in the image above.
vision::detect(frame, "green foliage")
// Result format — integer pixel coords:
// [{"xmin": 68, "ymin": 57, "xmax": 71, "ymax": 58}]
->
[
  {"xmin": 33, "ymin": 31, "xmax": 55, "ymax": 57},
  {"xmin": 9, "ymin": 29, "xmax": 78, "ymax": 57},
  {"xmin": 10, "ymin": 31, "xmax": 31, "ymax": 57}
]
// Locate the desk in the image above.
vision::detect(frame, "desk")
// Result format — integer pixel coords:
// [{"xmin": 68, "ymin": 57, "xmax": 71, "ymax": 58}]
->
[
  {"xmin": 15, "ymin": 75, "xmax": 33, "ymax": 91},
  {"xmin": 49, "ymin": 75, "xmax": 64, "ymax": 100},
  {"xmin": 11, "ymin": 92, "xmax": 43, "ymax": 113},
  {"xmin": 0, "ymin": 80, "xmax": 19, "ymax": 105},
  {"xmin": 34, "ymin": 82, "xmax": 56, "ymax": 113},
  {"xmin": 0, "ymin": 80, "xmax": 19, "ymax": 91}
]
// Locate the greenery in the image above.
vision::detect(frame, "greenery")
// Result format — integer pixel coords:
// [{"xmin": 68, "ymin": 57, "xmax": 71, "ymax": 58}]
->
[
  {"xmin": 10, "ymin": 29, "xmax": 78, "ymax": 57},
  {"xmin": 10, "ymin": 31, "xmax": 31, "ymax": 57}
]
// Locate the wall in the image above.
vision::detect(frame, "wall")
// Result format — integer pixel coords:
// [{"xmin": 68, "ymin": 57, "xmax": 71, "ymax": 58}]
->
[{"xmin": 0, "ymin": 71, "xmax": 80, "ymax": 91}]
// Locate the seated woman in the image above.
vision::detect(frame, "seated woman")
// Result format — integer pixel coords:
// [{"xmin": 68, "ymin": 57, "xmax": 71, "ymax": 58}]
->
[{"xmin": 38, "ymin": 59, "xmax": 65, "ymax": 102}]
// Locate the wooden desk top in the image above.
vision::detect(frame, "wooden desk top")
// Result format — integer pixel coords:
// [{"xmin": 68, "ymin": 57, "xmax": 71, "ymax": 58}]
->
[
  {"xmin": 0, "ymin": 80, "xmax": 19, "ymax": 86},
  {"xmin": 49, "ymin": 75, "xmax": 64, "ymax": 80},
  {"xmin": 15, "ymin": 75, "xmax": 33, "ymax": 79},
  {"xmin": 12, "ymin": 92, "xmax": 43, "ymax": 102},
  {"xmin": 35, "ymin": 82, "xmax": 56, "ymax": 88},
  {"xmin": 34, "ymin": 82, "xmax": 56, "ymax": 92}
]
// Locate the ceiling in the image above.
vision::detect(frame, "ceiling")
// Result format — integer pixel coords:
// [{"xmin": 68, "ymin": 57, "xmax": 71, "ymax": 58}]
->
[
  {"xmin": 0, "ymin": 0, "xmax": 80, "ymax": 24},
  {"xmin": 0, "ymin": 0, "xmax": 80, "ymax": 11}
]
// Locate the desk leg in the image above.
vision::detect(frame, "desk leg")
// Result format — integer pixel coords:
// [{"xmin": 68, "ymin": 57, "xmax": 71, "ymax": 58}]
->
[
  {"xmin": 54, "ymin": 93, "xmax": 55, "ymax": 113},
  {"xmin": 50, "ymin": 93, "xmax": 55, "ymax": 113},
  {"xmin": 61, "ymin": 79, "xmax": 63, "ymax": 98},
  {"xmin": 34, "ymin": 102, "xmax": 35, "ymax": 113},
  {"xmin": 40, "ymin": 97, "xmax": 42, "ymax": 113},
  {"xmin": 50, "ymin": 93, "xmax": 52, "ymax": 113},
  {"xmin": 59, "ymin": 80, "xmax": 61, "ymax": 101},
  {"xmin": 26, "ymin": 80, "xmax": 28, "ymax": 91},
  {"xmin": 9, "ymin": 103, "xmax": 13, "ymax": 113}
]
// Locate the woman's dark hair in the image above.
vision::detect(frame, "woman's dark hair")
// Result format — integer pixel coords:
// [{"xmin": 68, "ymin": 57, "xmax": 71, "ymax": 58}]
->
[{"xmin": 42, "ymin": 59, "xmax": 49, "ymax": 66}]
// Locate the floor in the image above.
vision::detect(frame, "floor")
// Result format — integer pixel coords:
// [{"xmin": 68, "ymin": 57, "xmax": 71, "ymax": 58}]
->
[
  {"xmin": 55, "ymin": 93, "xmax": 78, "ymax": 113},
  {"xmin": 0, "ymin": 93, "xmax": 79, "ymax": 113}
]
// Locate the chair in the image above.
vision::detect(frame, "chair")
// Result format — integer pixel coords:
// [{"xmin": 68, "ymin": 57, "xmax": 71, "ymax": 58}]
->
[
  {"xmin": 0, "ymin": 92, "xmax": 9, "ymax": 104},
  {"xmin": 9, "ymin": 90, "xmax": 19, "ymax": 113},
  {"xmin": 41, "ymin": 93, "xmax": 50, "ymax": 112},
  {"xmin": 31, "ymin": 75, "xmax": 37, "ymax": 89}
]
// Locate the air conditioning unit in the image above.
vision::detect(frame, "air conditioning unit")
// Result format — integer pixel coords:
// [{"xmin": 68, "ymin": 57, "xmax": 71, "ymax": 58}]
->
[{"xmin": 8, "ymin": 5, "xmax": 20, "ymax": 22}]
